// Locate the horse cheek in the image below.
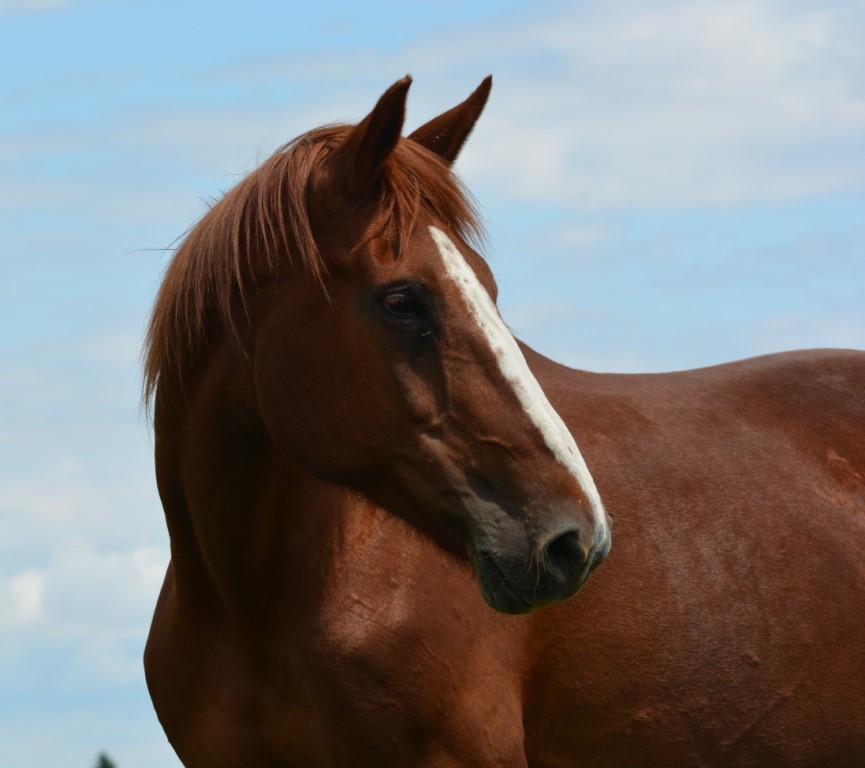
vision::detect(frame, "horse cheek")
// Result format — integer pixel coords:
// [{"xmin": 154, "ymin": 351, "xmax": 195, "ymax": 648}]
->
[{"xmin": 251, "ymin": 308, "xmax": 355, "ymax": 482}]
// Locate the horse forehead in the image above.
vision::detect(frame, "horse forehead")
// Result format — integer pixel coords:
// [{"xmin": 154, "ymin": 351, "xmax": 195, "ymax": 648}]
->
[{"xmin": 420, "ymin": 227, "xmax": 496, "ymax": 295}]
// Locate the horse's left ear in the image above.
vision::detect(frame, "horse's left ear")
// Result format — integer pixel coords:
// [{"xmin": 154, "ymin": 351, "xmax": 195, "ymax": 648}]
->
[
  {"xmin": 408, "ymin": 76, "xmax": 492, "ymax": 165},
  {"xmin": 323, "ymin": 76, "xmax": 412, "ymax": 197}
]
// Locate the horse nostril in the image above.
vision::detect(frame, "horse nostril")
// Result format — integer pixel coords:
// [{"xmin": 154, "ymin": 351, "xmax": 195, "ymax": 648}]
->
[{"xmin": 543, "ymin": 528, "xmax": 585, "ymax": 581}]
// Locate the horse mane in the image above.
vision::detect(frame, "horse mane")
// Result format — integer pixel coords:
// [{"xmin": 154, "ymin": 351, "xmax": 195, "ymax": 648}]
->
[{"xmin": 143, "ymin": 124, "xmax": 483, "ymax": 408}]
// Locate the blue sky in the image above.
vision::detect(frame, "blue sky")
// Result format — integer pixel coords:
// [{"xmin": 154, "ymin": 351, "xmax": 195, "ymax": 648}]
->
[{"xmin": 1, "ymin": 0, "xmax": 863, "ymax": 765}]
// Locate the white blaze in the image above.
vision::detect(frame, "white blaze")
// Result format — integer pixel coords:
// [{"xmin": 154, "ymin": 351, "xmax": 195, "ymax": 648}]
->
[{"xmin": 429, "ymin": 226, "xmax": 609, "ymax": 542}]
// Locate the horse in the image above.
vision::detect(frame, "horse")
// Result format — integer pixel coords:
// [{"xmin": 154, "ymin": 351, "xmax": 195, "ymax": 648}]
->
[{"xmin": 143, "ymin": 76, "xmax": 865, "ymax": 767}]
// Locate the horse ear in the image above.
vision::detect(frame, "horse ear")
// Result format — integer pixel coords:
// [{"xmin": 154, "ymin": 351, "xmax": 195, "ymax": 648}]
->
[
  {"xmin": 408, "ymin": 76, "xmax": 492, "ymax": 165},
  {"xmin": 323, "ymin": 76, "xmax": 412, "ymax": 197}
]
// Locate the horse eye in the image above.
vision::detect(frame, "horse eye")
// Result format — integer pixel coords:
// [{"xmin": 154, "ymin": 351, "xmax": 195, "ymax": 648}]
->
[{"xmin": 382, "ymin": 293, "xmax": 417, "ymax": 316}]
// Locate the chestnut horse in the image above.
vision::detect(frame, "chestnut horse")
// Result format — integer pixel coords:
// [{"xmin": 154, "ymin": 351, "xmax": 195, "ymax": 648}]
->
[{"xmin": 144, "ymin": 77, "xmax": 865, "ymax": 766}]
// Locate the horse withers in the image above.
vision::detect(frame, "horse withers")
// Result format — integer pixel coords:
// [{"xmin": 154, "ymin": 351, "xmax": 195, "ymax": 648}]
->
[{"xmin": 144, "ymin": 76, "xmax": 865, "ymax": 766}]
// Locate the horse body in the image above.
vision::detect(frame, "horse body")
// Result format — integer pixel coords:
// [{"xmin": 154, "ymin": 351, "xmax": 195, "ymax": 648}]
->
[{"xmin": 144, "ymin": 77, "xmax": 865, "ymax": 766}]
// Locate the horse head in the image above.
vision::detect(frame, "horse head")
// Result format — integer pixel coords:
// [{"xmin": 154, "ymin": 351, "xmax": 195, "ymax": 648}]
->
[{"xmin": 250, "ymin": 77, "xmax": 611, "ymax": 613}]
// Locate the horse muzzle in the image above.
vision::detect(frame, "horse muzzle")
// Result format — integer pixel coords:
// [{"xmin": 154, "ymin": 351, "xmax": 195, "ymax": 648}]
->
[{"xmin": 470, "ymin": 518, "xmax": 610, "ymax": 615}]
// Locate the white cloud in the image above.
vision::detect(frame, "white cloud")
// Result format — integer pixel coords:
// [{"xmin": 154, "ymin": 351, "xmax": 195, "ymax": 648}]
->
[
  {"xmin": 41, "ymin": 541, "xmax": 166, "ymax": 637},
  {"xmin": 0, "ymin": 324, "xmax": 167, "ymax": 683},
  {"xmin": 455, "ymin": 0, "xmax": 865, "ymax": 207},
  {"xmin": 0, "ymin": 569, "xmax": 44, "ymax": 627},
  {"xmin": 0, "ymin": 541, "xmax": 167, "ymax": 684},
  {"xmin": 543, "ymin": 224, "xmax": 613, "ymax": 254}
]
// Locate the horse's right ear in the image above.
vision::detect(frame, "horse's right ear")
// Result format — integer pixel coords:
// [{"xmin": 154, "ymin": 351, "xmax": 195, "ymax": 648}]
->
[{"xmin": 319, "ymin": 76, "xmax": 412, "ymax": 198}]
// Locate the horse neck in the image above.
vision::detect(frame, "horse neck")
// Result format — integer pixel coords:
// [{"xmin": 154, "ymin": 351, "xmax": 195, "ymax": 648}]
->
[{"xmin": 153, "ymin": 338, "xmax": 346, "ymax": 636}]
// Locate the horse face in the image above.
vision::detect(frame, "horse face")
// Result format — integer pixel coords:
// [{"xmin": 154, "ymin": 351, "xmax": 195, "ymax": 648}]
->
[
  {"xmin": 252, "ymin": 78, "xmax": 610, "ymax": 614},
  {"xmin": 375, "ymin": 220, "xmax": 611, "ymax": 614}
]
